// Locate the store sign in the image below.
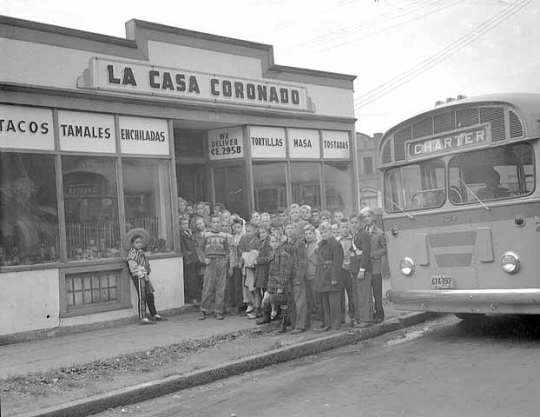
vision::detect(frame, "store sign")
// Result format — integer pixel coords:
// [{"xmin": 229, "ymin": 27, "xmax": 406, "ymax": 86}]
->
[
  {"xmin": 288, "ymin": 128, "xmax": 320, "ymax": 159},
  {"xmin": 0, "ymin": 105, "xmax": 54, "ymax": 150},
  {"xmin": 408, "ymin": 127, "xmax": 488, "ymax": 158},
  {"xmin": 58, "ymin": 110, "xmax": 116, "ymax": 153},
  {"xmin": 250, "ymin": 126, "xmax": 286, "ymax": 159},
  {"xmin": 208, "ymin": 127, "xmax": 244, "ymax": 160},
  {"xmin": 78, "ymin": 58, "xmax": 314, "ymax": 112},
  {"xmin": 119, "ymin": 116, "xmax": 170, "ymax": 155},
  {"xmin": 322, "ymin": 130, "xmax": 350, "ymax": 159}
]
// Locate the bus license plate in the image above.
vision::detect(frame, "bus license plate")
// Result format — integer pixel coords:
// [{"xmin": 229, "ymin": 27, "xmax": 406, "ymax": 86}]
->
[{"xmin": 431, "ymin": 275, "xmax": 453, "ymax": 289}]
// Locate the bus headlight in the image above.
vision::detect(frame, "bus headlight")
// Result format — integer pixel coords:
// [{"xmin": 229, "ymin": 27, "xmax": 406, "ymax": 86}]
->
[
  {"xmin": 400, "ymin": 257, "xmax": 415, "ymax": 276},
  {"xmin": 501, "ymin": 251, "xmax": 520, "ymax": 274}
]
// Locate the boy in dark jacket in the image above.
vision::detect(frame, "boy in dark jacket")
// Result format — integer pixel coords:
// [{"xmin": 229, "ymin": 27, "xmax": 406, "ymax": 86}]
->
[
  {"xmin": 180, "ymin": 217, "xmax": 199, "ymax": 305},
  {"xmin": 313, "ymin": 222, "xmax": 345, "ymax": 331}
]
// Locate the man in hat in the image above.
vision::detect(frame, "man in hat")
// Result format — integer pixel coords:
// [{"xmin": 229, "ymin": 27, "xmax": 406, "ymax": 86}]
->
[
  {"xmin": 361, "ymin": 207, "xmax": 387, "ymax": 323},
  {"xmin": 124, "ymin": 229, "xmax": 166, "ymax": 325},
  {"xmin": 477, "ymin": 168, "xmax": 510, "ymax": 200}
]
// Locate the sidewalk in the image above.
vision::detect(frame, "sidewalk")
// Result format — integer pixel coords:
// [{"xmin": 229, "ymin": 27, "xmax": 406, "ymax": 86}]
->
[
  {"xmin": 0, "ymin": 278, "xmax": 393, "ymax": 380},
  {"xmin": 2, "ymin": 278, "xmax": 440, "ymax": 417}
]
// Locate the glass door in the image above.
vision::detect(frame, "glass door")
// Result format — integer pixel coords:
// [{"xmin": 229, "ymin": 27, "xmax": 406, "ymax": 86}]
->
[
  {"xmin": 176, "ymin": 163, "xmax": 208, "ymax": 205},
  {"xmin": 213, "ymin": 165, "xmax": 246, "ymax": 217}
]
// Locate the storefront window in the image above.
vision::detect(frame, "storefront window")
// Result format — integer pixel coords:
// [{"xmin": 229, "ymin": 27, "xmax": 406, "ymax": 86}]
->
[
  {"xmin": 122, "ymin": 158, "xmax": 174, "ymax": 253},
  {"xmin": 0, "ymin": 152, "xmax": 59, "ymax": 266},
  {"xmin": 253, "ymin": 162, "xmax": 287, "ymax": 214},
  {"xmin": 324, "ymin": 161, "xmax": 353, "ymax": 215},
  {"xmin": 62, "ymin": 156, "xmax": 121, "ymax": 260},
  {"xmin": 290, "ymin": 162, "xmax": 322, "ymax": 209}
]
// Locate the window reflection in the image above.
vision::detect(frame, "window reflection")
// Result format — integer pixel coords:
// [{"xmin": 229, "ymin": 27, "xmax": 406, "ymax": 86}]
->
[
  {"xmin": 253, "ymin": 162, "xmax": 287, "ymax": 213},
  {"xmin": 324, "ymin": 161, "xmax": 352, "ymax": 214},
  {"xmin": 290, "ymin": 162, "xmax": 321, "ymax": 209},
  {"xmin": 0, "ymin": 153, "xmax": 59, "ymax": 266},
  {"xmin": 122, "ymin": 158, "xmax": 173, "ymax": 253}
]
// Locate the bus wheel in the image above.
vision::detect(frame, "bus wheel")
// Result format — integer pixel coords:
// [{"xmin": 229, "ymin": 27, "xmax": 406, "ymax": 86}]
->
[{"xmin": 454, "ymin": 313, "xmax": 484, "ymax": 321}]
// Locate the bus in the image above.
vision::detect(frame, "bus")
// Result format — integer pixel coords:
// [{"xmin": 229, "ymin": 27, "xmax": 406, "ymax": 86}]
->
[{"xmin": 379, "ymin": 93, "xmax": 539, "ymax": 319}]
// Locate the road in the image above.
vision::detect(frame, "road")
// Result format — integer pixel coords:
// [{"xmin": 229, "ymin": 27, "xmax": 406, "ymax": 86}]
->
[{"xmin": 98, "ymin": 315, "xmax": 540, "ymax": 417}]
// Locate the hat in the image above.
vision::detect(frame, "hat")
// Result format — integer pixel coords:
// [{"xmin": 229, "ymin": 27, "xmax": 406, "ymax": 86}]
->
[
  {"xmin": 123, "ymin": 228, "xmax": 150, "ymax": 251},
  {"xmin": 360, "ymin": 206, "xmax": 375, "ymax": 216}
]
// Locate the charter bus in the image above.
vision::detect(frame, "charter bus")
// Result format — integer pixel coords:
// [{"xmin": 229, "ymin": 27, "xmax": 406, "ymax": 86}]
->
[{"xmin": 380, "ymin": 93, "xmax": 540, "ymax": 320}]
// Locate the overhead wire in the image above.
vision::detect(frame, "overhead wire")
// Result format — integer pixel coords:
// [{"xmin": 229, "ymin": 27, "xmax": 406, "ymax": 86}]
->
[
  {"xmin": 353, "ymin": 0, "xmax": 532, "ymax": 110},
  {"xmin": 279, "ymin": 0, "xmax": 435, "ymax": 56},
  {"xmin": 317, "ymin": 0, "xmax": 467, "ymax": 52}
]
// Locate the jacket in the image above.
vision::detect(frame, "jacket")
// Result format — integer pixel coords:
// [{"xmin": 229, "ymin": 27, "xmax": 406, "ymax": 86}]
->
[
  {"xmin": 254, "ymin": 237, "xmax": 271, "ymax": 288},
  {"xmin": 313, "ymin": 236, "xmax": 345, "ymax": 292},
  {"xmin": 282, "ymin": 236, "xmax": 308, "ymax": 285},
  {"xmin": 350, "ymin": 228, "xmax": 371, "ymax": 274},
  {"xmin": 367, "ymin": 224, "xmax": 387, "ymax": 275},
  {"xmin": 179, "ymin": 229, "xmax": 198, "ymax": 264},
  {"xmin": 266, "ymin": 246, "xmax": 293, "ymax": 293}
]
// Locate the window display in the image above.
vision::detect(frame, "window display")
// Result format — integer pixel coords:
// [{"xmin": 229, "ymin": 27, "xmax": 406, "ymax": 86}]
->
[
  {"xmin": 0, "ymin": 152, "xmax": 59, "ymax": 266},
  {"xmin": 62, "ymin": 156, "xmax": 121, "ymax": 260},
  {"xmin": 122, "ymin": 158, "xmax": 174, "ymax": 253}
]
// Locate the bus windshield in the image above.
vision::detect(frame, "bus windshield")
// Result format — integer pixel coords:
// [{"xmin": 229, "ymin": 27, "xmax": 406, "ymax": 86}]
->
[
  {"xmin": 384, "ymin": 159, "xmax": 446, "ymax": 212},
  {"xmin": 384, "ymin": 143, "xmax": 535, "ymax": 213},
  {"xmin": 448, "ymin": 143, "xmax": 535, "ymax": 205}
]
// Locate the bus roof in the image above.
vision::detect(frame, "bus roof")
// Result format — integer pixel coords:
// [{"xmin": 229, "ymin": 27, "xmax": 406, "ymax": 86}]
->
[{"xmin": 377, "ymin": 93, "xmax": 540, "ymax": 168}]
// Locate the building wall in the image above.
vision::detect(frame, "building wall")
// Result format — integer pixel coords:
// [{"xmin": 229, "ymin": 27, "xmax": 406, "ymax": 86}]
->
[
  {"xmin": 0, "ymin": 15, "xmax": 356, "ymax": 337},
  {"xmin": 0, "ymin": 258, "xmax": 183, "ymax": 337},
  {"xmin": 357, "ymin": 132, "xmax": 384, "ymax": 210},
  {"xmin": 0, "ymin": 34, "xmax": 354, "ymax": 119}
]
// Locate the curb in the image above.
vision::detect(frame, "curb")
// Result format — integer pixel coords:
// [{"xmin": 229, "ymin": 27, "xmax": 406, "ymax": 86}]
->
[{"xmin": 14, "ymin": 311, "xmax": 437, "ymax": 417}]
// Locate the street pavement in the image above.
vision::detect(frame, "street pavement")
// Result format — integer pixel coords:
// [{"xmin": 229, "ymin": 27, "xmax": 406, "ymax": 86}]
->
[
  {"xmin": 0, "ymin": 278, "xmax": 393, "ymax": 380},
  {"xmin": 93, "ymin": 314, "xmax": 540, "ymax": 417}
]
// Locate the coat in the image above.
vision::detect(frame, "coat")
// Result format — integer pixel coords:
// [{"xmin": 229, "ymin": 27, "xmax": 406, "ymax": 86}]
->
[
  {"xmin": 179, "ymin": 229, "xmax": 198, "ymax": 264},
  {"xmin": 313, "ymin": 236, "xmax": 345, "ymax": 293},
  {"xmin": 350, "ymin": 228, "xmax": 371, "ymax": 274},
  {"xmin": 282, "ymin": 236, "xmax": 308, "ymax": 285},
  {"xmin": 254, "ymin": 237, "xmax": 271, "ymax": 288},
  {"xmin": 266, "ymin": 246, "xmax": 293, "ymax": 294},
  {"xmin": 367, "ymin": 225, "xmax": 387, "ymax": 275}
]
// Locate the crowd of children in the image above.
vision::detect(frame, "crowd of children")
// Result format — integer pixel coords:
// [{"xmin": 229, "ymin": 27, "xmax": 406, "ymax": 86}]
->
[{"xmin": 176, "ymin": 199, "xmax": 388, "ymax": 333}]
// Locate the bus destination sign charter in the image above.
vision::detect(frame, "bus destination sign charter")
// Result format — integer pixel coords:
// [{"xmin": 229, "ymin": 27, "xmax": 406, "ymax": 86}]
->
[{"xmin": 408, "ymin": 127, "xmax": 488, "ymax": 158}]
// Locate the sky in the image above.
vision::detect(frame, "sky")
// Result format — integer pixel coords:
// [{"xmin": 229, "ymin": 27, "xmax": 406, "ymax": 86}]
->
[{"xmin": 1, "ymin": 0, "xmax": 539, "ymax": 135}]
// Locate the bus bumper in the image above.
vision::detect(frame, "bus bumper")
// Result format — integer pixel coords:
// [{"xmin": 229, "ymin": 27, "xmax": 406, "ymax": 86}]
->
[{"xmin": 387, "ymin": 288, "xmax": 540, "ymax": 315}]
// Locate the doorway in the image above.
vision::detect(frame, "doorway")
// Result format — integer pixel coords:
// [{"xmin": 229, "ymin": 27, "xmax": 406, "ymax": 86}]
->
[{"xmin": 212, "ymin": 165, "xmax": 246, "ymax": 218}]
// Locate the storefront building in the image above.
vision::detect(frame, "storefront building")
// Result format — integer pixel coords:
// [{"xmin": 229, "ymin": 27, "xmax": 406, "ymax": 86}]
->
[{"xmin": 0, "ymin": 16, "xmax": 357, "ymax": 339}]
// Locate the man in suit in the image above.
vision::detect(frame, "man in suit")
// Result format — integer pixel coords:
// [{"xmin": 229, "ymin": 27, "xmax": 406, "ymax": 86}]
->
[{"xmin": 361, "ymin": 207, "xmax": 387, "ymax": 323}]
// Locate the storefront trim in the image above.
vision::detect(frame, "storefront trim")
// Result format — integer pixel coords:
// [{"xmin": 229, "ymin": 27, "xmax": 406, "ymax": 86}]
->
[{"xmin": 0, "ymin": 83, "xmax": 357, "ymax": 126}]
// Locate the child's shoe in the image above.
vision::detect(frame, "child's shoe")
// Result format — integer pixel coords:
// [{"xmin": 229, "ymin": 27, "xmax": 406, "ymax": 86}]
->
[
  {"xmin": 140, "ymin": 317, "xmax": 156, "ymax": 325},
  {"xmin": 198, "ymin": 312, "xmax": 207, "ymax": 320},
  {"xmin": 215, "ymin": 313, "xmax": 224, "ymax": 320}
]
